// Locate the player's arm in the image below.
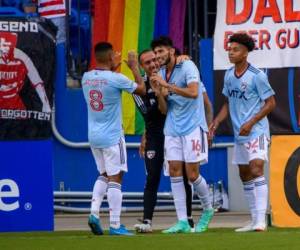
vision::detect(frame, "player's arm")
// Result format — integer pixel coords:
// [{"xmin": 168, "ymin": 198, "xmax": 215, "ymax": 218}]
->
[
  {"xmin": 139, "ymin": 131, "xmax": 146, "ymax": 158},
  {"xmin": 239, "ymin": 96, "xmax": 275, "ymax": 136},
  {"xmin": 209, "ymin": 99, "xmax": 229, "ymax": 137},
  {"xmin": 149, "ymin": 76, "xmax": 168, "ymax": 114},
  {"xmin": 124, "ymin": 51, "xmax": 146, "ymax": 96},
  {"xmin": 203, "ymin": 92, "xmax": 213, "ymax": 126},
  {"xmin": 156, "ymin": 91, "xmax": 168, "ymax": 115},
  {"xmin": 239, "ymin": 72, "xmax": 276, "ymax": 136}
]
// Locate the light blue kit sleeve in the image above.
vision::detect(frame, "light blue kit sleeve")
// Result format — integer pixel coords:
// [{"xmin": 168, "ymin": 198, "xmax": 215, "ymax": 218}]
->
[
  {"xmin": 112, "ymin": 73, "xmax": 138, "ymax": 93},
  {"xmin": 184, "ymin": 61, "xmax": 200, "ymax": 85},
  {"xmin": 255, "ymin": 72, "xmax": 275, "ymax": 100}
]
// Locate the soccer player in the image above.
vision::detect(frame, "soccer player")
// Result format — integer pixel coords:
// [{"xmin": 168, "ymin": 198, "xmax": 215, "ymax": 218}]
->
[
  {"xmin": 82, "ymin": 42, "xmax": 145, "ymax": 236},
  {"xmin": 150, "ymin": 36, "xmax": 214, "ymax": 233},
  {"xmin": 133, "ymin": 50, "xmax": 205, "ymax": 233},
  {"xmin": 209, "ymin": 33, "xmax": 276, "ymax": 232}
]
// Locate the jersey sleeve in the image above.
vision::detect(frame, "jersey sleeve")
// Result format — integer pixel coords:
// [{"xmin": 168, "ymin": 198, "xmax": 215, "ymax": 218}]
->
[
  {"xmin": 81, "ymin": 72, "xmax": 88, "ymax": 86},
  {"xmin": 184, "ymin": 60, "xmax": 200, "ymax": 85},
  {"xmin": 15, "ymin": 48, "xmax": 43, "ymax": 86},
  {"xmin": 255, "ymin": 72, "xmax": 275, "ymax": 100},
  {"xmin": 112, "ymin": 73, "xmax": 138, "ymax": 93},
  {"xmin": 200, "ymin": 81, "xmax": 207, "ymax": 93},
  {"xmin": 222, "ymin": 70, "xmax": 229, "ymax": 97}
]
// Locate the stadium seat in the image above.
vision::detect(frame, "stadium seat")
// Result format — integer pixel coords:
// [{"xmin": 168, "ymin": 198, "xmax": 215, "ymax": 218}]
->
[
  {"xmin": 0, "ymin": 7, "xmax": 25, "ymax": 16},
  {"xmin": 1, "ymin": 0, "xmax": 21, "ymax": 8}
]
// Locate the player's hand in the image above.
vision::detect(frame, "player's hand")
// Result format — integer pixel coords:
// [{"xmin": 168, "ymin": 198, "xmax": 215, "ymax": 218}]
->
[
  {"xmin": 176, "ymin": 55, "xmax": 190, "ymax": 64},
  {"xmin": 112, "ymin": 51, "xmax": 121, "ymax": 71},
  {"xmin": 124, "ymin": 51, "xmax": 138, "ymax": 70},
  {"xmin": 150, "ymin": 75, "xmax": 169, "ymax": 88},
  {"xmin": 239, "ymin": 121, "xmax": 253, "ymax": 136},
  {"xmin": 208, "ymin": 120, "xmax": 219, "ymax": 146}
]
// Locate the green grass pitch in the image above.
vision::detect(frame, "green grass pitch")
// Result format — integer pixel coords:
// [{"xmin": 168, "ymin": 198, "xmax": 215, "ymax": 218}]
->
[{"xmin": 1, "ymin": 228, "xmax": 300, "ymax": 250}]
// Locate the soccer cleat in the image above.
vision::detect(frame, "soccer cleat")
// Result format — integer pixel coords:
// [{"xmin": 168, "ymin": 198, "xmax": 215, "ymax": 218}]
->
[
  {"xmin": 134, "ymin": 222, "xmax": 153, "ymax": 233},
  {"xmin": 195, "ymin": 208, "xmax": 214, "ymax": 233},
  {"xmin": 88, "ymin": 214, "xmax": 103, "ymax": 235},
  {"xmin": 235, "ymin": 223, "xmax": 254, "ymax": 232},
  {"xmin": 109, "ymin": 224, "xmax": 134, "ymax": 236},
  {"xmin": 253, "ymin": 221, "xmax": 267, "ymax": 232},
  {"xmin": 162, "ymin": 220, "xmax": 191, "ymax": 234}
]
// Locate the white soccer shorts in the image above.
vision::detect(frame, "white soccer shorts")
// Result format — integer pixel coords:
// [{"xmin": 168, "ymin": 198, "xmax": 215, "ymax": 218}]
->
[
  {"xmin": 91, "ymin": 137, "xmax": 127, "ymax": 176},
  {"xmin": 232, "ymin": 134, "xmax": 270, "ymax": 165},
  {"xmin": 165, "ymin": 126, "xmax": 208, "ymax": 165}
]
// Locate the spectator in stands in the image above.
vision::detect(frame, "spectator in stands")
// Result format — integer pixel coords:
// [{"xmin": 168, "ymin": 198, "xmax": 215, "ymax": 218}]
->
[
  {"xmin": 22, "ymin": 0, "xmax": 38, "ymax": 17},
  {"xmin": 38, "ymin": 0, "xmax": 67, "ymax": 44}
]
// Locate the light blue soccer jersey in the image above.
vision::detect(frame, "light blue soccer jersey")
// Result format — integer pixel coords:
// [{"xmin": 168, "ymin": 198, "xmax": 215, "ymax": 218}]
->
[
  {"xmin": 222, "ymin": 64, "xmax": 275, "ymax": 143},
  {"xmin": 82, "ymin": 69, "xmax": 137, "ymax": 148},
  {"xmin": 160, "ymin": 60, "xmax": 208, "ymax": 136}
]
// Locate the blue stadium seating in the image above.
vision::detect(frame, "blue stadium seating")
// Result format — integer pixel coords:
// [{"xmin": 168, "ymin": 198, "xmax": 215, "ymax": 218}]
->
[{"xmin": 0, "ymin": 6, "xmax": 24, "ymax": 16}]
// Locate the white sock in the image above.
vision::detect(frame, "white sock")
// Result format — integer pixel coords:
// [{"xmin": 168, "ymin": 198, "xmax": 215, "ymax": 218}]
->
[
  {"xmin": 90, "ymin": 176, "xmax": 108, "ymax": 218},
  {"xmin": 193, "ymin": 175, "xmax": 212, "ymax": 210},
  {"xmin": 243, "ymin": 180, "xmax": 256, "ymax": 224},
  {"xmin": 171, "ymin": 176, "xmax": 187, "ymax": 221},
  {"xmin": 107, "ymin": 182, "xmax": 122, "ymax": 229},
  {"xmin": 254, "ymin": 176, "xmax": 268, "ymax": 224}
]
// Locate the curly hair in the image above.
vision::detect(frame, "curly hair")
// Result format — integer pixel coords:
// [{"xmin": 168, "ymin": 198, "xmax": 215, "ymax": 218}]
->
[{"xmin": 229, "ymin": 32, "xmax": 255, "ymax": 52}]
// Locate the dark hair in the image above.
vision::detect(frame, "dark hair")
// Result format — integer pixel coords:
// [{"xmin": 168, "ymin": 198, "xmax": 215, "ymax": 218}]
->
[
  {"xmin": 174, "ymin": 47, "xmax": 181, "ymax": 56},
  {"xmin": 229, "ymin": 33, "xmax": 255, "ymax": 52},
  {"xmin": 151, "ymin": 36, "xmax": 173, "ymax": 50},
  {"xmin": 138, "ymin": 49, "xmax": 153, "ymax": 63},
  {"xmin": 94, "ymin": 42, "xmax": 113, "ymax": 54}
]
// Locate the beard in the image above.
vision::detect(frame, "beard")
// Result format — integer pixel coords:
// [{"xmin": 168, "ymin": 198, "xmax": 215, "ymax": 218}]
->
[{"xmin": 161, "ymin": 51, "xmax": 171, "ymax": 66}]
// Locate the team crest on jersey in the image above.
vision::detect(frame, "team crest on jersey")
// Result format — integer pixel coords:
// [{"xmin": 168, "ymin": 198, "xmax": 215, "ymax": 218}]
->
[
  {"xmin": 241, "ymin": 82, "xmax": 248, "ymax": 90},
  {"xmin": 147, "ymin": 150, "xmax": 156, "ymax": 159}
]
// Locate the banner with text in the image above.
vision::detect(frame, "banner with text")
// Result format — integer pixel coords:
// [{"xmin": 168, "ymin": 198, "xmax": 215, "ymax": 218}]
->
[
  {"xmin": 214, "ymin": 0, "xmax": 300, "ymax": 70},
  {"xmin": 270, "ymin": 136, "xmax": 300, "ymax": 227},
  {"xmin": 0, "ymin": 17, "xmax": 56, "ymax": 140}
]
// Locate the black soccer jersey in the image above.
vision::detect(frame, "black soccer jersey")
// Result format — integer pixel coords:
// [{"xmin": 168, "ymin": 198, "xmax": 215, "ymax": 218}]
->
[{"xmin": 133, "ymin": 76, "xmax": 166, "ymax": 137}]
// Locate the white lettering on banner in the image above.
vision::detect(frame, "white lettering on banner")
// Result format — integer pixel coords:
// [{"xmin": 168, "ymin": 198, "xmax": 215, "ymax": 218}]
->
[
  {"xmin": 214, "ymin": 0, "xmax": 300, "ymax": 69},
  {"xmin": 0, "ymin": 179, "xmax": 20, "ymax": 212},
  {"xmin": 0, "ymin": 72, "xmax": 18, "ymax": 80},
  {"xmin": 0, "ymin": 109, "xmax": 51, "ymax": 121},
  {"xmin": 0, "ymin": 21, "xmax": 38, "ymax": 33}
]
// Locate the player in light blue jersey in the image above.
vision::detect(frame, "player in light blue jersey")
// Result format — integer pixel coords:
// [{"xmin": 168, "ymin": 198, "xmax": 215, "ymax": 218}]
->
[
  {"xmin": 82, "ymin": 42, "xmax": 145, "ymax": 236},
  {"xmin": 150, "ymin": 36, "xmax": 214, "ymax": 233},
  {"xmin": 210, "ymin": 33, "xmax": 276, "ymax": 232}
]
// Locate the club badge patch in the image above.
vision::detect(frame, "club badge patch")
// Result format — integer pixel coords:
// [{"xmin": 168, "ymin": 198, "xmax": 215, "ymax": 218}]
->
[{"xmin": 147, "ymin": 150, "xmax": 156, "ymax": 159}]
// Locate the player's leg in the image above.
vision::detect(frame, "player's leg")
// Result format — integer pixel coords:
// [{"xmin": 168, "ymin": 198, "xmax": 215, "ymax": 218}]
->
[
  {"xmin": 162, "ymin": 136, "xmax": 190, "ymax": 234},
  {"xmin": 249, "ymin": 134, "xmax": 269, "ymax": 231},
  {"xmin": 236, "ymin": 164, "xmax": 256, "ymax": 232},
  {"xmin": 135, "ymin": 137, "xmax": 164, "ymax": 233},
  {"xmin": 183, "ymin": 127, "xmax": 213, "ymax": 233},
  {"xmin": 104, "ymin": 137, "xmax": 133, "ymax": 236},
  {"xmin": 235, "ymin": 134, "xmax": 269, "ymax": 232},
  {"xmin": 183, "ymin": 166, "xmax": 194, "ymax": 229},
  {"xmin": 88, "ymin": 148, "xmax": 107, "ymax": 235}
]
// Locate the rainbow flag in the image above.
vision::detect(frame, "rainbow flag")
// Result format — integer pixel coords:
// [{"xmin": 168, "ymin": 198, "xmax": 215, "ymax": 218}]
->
[{"xmin": 91, "ymin": 0, "xmax": 186, "ymax": 134}]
